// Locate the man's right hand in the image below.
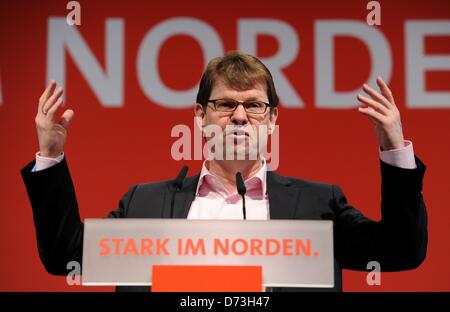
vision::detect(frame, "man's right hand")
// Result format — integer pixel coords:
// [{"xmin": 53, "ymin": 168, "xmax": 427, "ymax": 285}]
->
[{"xmin": 36, "ymin": 80, "xmax": 74, "ymax": 158}]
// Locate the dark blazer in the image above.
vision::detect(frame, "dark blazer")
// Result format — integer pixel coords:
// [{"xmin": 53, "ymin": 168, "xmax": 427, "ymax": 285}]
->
[{"xmin": 21, "ymin": 156, "xmax": 428, "ymax": 292}]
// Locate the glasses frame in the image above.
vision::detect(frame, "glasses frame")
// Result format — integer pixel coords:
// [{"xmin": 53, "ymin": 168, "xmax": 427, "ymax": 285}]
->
[{"xmin": 207, "ymin": 98, "xmax": 271, "ymax": 115}]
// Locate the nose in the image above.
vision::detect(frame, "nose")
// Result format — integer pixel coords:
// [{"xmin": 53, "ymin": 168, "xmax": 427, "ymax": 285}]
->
[{"xmin": 230, "ymin": 104, "xmax": 249, "ymax": 126}]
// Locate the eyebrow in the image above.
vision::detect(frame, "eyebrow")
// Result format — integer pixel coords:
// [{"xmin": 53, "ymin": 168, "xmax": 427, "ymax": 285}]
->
[{"xmin": 220, "ymin": 96, "xmax": 264, "ymax": 101}]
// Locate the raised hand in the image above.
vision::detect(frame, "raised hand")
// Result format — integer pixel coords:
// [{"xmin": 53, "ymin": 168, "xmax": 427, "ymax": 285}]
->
[
  {"xmin": 357, "ymin": 76, "xmax": 405, "ymax": 151},
  {"xmin": 35, "ymin": 81, "xmax": 74, "ymax": 158}
]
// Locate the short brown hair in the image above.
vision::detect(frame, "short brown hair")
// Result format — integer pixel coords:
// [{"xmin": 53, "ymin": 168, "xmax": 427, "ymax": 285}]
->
[{"xmin": 196, "ymin": 51, "xmax": 279, "ymax": 110}]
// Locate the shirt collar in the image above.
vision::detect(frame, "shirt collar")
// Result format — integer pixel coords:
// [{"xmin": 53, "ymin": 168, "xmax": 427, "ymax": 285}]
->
[{"xmin": 195, "ymin": 159, "xmax": 268, "ymax": 197}]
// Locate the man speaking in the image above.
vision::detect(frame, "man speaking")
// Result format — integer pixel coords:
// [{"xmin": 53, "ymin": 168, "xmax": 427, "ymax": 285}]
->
[{"xmin": 21, "ymin": 51, "xmax": 427, "ymax": 291}]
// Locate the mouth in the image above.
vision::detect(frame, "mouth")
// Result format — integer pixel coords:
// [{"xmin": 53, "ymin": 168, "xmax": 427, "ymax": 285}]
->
[{"xmin": 227, "ymin": 129, "xmax": 249, "ymax": 137}]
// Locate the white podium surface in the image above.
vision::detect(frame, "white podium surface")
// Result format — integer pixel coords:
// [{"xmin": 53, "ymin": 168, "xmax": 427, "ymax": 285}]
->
[{"xmin": 82, "ymin": 219, "xmax": 334, "ymax": 288}]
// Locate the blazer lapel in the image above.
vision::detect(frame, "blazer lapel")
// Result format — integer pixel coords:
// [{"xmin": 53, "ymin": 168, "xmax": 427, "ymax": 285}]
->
[
  {"xmin": 267, "ymin": 171, "xmax": 301, "ymax": 220},
  {"xmin": 168, "ymin": 174, "xmax": 200, "ymax": 218},
  {"xmin": 163, "ymin": 171, "xmax": 300, "ymax": 220}
]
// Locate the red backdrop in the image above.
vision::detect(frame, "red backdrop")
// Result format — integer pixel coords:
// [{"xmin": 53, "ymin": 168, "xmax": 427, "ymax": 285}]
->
[{"xmin": 0, "ymin": 0, "xmax": 449, "ymax": 291}]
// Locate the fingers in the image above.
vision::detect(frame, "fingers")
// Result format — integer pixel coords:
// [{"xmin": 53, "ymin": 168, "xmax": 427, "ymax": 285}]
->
[
  {"xmin": 376, "ymin": 76, "xmax": 395, "ymax": 104},
  {"xmin": 357, "ymin": 93, "xmax": 389, "ymax": 115},
  {"xmin": 358, "ymin": 106, "xmax": 386, "ymax": 123},
  {"xmin": 42, "ymin": 87, "xmax": 63, "ymax": 115},
  {"xmin": 36, "ymin": 81, "xmax": 74, "ymax": 129},
  {"xmin": 59, "ymin": 109, "xmax": 75, "ymax": 130},
  {"xmin": 362, "ymin": 82, "xmax": 392, "ymax": 109},
  {"xmin": 357, "ymin": 77, "xmax": 393, "ymax": 123},
  {"xmin": 38, "ymin": 80, "xmax": 56, "ymax": 114},
  {"xmin": 46, "ymin": 98, "xmax": 64, "ymax": 120}
]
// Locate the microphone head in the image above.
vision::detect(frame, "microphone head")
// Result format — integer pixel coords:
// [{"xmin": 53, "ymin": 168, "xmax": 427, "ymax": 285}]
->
[
  {"xmin": 235, "ymin": 172, "xmax": 247, "ymax": 195},
  {"xmin": 173, "ymin": 166, "xmax": 189, "ymax": 190}
]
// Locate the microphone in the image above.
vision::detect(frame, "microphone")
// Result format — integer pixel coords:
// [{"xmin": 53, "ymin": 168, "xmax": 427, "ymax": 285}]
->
[
  {"xmin": 236, "ymin": 172, "xmax": 247, "ymax": 220},
  {"xmin": 169, "ymin": 166, "xmax": 189, "ymax": 218}
]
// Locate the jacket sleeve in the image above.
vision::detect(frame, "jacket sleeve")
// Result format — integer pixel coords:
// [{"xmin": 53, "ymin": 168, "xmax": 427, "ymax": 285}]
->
[
  {"xmin": 333, "ymin": 156, "xmax": 428, "ymax": 271},
  {"xmin": 21, "ymin": 158, "xmax": 135, "ymax": 276}
]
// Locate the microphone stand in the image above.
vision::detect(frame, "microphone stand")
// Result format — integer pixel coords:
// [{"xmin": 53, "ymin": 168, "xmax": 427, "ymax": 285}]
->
[
  {"xmin": 236, "ymin": 172, "xmax": 247, "ymax": 220},
  {"xmin": 169, "ymin": 166, "xmax": 189, "ymax": 218}
]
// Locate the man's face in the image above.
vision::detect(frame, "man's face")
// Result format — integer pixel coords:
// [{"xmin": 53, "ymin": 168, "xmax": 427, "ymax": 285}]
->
[{"xmin": 195, "ymin": 78, "xmax": 278, "ymax": 160}]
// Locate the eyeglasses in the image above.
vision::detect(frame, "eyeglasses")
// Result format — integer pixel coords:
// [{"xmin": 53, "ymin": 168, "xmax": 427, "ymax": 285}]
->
[{"xmin": 207, "ymin": 99, "xmax": 271, "ymax": 114}]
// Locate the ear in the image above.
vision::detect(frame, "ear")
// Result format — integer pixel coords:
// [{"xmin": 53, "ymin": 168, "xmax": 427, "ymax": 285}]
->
[
  {"xmin": 194, "ymin": 103, "xmax": 206, "ymax": 125},
  {"xmin": 194, "ymin": 103, "xmax": 208, "ymax": 140},
  {"xmin": 268, "ymin": 107, "xmax": 278, "ymax": 134}
]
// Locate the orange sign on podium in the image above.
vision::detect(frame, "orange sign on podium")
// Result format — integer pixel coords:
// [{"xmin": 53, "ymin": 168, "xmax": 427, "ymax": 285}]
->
[{"xmin": 152, "ymin": 265, "xmax": 262, "ymax": 292}]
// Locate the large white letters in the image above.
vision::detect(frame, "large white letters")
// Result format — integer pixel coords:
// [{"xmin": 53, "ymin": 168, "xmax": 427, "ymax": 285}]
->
[
  {"xmin": 137, "ymin": 17, "xmax": 223, "ymax": 108},
  {"xmin": 315, "ymin": 20, "xmax": 392, "ymax": 108},
  {"xmin": 406, "ymin": 21, "xmax": 450, "ymax": 108},
  {"xmin": 47, "ymin": 17, "xmax": 124, "ymax": 106},
  {"xmin": 44, "ymin": 17, "xmax": 450, "ymax": 110},
  {"xmin": 238, "ymin": 19, "xmax": 302, "ymax": 107}
]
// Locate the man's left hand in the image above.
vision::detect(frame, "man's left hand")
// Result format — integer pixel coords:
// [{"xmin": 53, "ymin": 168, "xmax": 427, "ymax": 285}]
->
[{"xmin": 357, "ymin": 76, "xmax": 405, "ymax": 151}]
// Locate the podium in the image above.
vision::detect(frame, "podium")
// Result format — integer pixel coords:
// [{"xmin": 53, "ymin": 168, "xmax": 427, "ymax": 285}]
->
[{"xmin": 82, "ymin": 219, "xmax": 334, "ymax": 291}]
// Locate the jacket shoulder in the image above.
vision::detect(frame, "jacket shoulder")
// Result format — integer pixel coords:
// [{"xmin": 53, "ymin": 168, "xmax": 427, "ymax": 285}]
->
[
  {"xmin": 132, "ymin": 174, "xmax": 199, "ymax": 194},
  {"xmin": 269, "ymin": 171, "xmax": 336, "ymax": 191}
]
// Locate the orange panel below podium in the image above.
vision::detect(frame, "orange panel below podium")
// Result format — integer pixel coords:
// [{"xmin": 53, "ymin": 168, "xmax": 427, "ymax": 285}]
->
[{"xmin": 152, "ymin": 265, "xmax": 262, "ymax": 292}]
